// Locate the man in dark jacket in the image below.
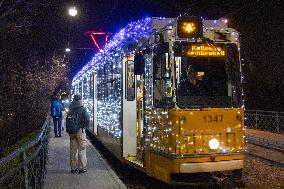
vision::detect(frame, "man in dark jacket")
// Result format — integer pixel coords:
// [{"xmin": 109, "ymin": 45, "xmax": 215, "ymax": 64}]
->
[
  {"xmin": 68, "ymin": 95, "xmax": 90, "ymax": 174},
  {"xmin": 50, "ymin": 95, "xmax": 64, "ymax": 137}
]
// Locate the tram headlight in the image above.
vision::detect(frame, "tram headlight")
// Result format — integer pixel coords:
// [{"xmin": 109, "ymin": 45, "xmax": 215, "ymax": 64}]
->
[{"xmin": 209, "ymin": 138, "xmax": 220, "ymax": 150}]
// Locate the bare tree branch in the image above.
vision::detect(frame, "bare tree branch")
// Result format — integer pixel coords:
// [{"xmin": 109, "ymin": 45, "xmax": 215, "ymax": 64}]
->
[
  {"xmin": 0, "ymin": 0, "xmax": 6, "ymax": 7},
  {"xmin": 0, "ymin": 0, "xmax": 24, "ymax": 20}
]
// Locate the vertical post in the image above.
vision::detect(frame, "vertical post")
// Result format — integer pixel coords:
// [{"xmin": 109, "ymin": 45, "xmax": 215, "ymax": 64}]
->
[
  {"xmin": 21, "ymin": 152, "xmax": 28, "ymax": 189},
  {"xmin": 276, "ymin": 113, "xmax": 279, "ymax": 133},
  {"xmin": 255, "ymin": 111, "xmax": 258, "ymax": 130}
]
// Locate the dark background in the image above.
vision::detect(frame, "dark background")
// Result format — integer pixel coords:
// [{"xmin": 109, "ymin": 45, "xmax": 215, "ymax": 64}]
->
[{"xmin": 0, "ymin": 0, "xmax": 283, "ymax": 152}]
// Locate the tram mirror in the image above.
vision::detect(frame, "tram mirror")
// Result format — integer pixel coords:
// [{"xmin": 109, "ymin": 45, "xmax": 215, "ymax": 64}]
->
[
  {"xmin": 134, "ymin": 53, "xmax": 144, "ymax": 75},
  {"xmin": 154, "ymin": 42, "xmax": 169, "ymax": 54}
]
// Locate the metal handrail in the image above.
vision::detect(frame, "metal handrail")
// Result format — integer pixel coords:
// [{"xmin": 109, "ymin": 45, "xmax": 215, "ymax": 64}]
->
[
  {"xmin": 245, "ymin": 110, "xmax": 284, "ymax": 134},
  {"xmin": 0, "ymin": 114, "xmax": 50, "ymax": 189}
]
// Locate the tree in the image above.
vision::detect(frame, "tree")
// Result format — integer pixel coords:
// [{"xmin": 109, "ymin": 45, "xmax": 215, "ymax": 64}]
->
[{"xmin": 0, "ymin": 0, "xmax": 70, "ymax": 152}]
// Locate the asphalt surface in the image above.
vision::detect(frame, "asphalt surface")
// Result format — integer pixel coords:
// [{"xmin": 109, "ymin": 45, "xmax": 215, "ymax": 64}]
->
[{"xmin": 44, "ymin": 122, "xmax": 127, "ymax": 189}]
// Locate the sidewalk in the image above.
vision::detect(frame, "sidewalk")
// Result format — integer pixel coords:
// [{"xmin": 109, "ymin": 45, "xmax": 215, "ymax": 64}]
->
[
  {"xmin": 247, "ymin": 129, "xmax": 284, "ymax": 149},
  {"xmin": 246, "ymin": 129, "xmax": 284, "ymax": 165},
  {"xmin": 44, "ymin": 121, "xmax": 127, "ymax": 189}
]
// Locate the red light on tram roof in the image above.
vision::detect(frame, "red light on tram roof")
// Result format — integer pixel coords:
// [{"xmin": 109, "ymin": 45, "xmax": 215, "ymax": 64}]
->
[
  {"xmin": 87, "ymin": 31, "xmax": 110, "ymax": 51},
  {"xmin": 91, "ymin": 32, "xmax": 106, "ymax": 35}
]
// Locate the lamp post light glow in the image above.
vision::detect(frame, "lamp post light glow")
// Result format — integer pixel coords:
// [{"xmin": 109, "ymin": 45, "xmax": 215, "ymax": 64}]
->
[
  {"xmin": 65, "ymin": 48, "xmax": 71, "ymax": 52},
  {"xmin": 68, "ymin": 7, "xmax": 78, "ymax": 17}
]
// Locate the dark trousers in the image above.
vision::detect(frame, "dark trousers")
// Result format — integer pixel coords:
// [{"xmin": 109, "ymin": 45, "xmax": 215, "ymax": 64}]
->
[{"xmin": 53, "ymin": 117, "xmax": 62, "ymax": 137}]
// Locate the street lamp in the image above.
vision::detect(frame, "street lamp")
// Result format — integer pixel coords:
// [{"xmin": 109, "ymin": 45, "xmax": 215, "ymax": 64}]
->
[
  {"xmin": 68, "ymin": 7, "xmax": 78, "ymax": 17},
  {"xmin": 65, "ymin": 48, "xmax": 71, "ymax": 52}
]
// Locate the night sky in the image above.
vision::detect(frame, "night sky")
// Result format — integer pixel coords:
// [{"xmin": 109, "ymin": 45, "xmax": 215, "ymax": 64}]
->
[
  {"xmin": 0, "ymin": 0, "xmax": 282, "ymax": 159},
  {"xmin": 1, "ymin": 0, "xmax": 283, "ymax": 111},
  {"xmin": 59, "ymin": 0, "xmax": 283, "ymax": 111}
]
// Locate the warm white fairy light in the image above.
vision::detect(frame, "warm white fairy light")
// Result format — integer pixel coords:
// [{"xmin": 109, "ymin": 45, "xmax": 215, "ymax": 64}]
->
[{"xmin": 71, "ymin": 16, "xmax": 244, "ymax": 155}]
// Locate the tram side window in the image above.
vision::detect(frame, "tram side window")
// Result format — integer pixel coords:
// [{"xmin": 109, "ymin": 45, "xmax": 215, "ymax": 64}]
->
[
  {"xmin": 97, "ymin": 69, "xmax": 103, "ymax": 101},
  {"xmin": 83, "ymin": 77, "xmax": 88, "ymax": 99},
  {"xmin": 126, "ymin": 60, "xmax": 135, "ymax": 101},
  {"xmin": 153, "ymin": 53, "xmax": 173, "ymax": 107},
  {"xmin": 228, "ymin": 44, "xmax": 242, "ymax": 107},
  {"xmin": 103, "ymin": 65, "xmax": 108, "ymax": 100},
  {"xmin": 90, "ymin": 74, "xmax": 94, "ymax": 99},
  {"xmin": 112, "ymin": 58, "xmax": 121, "ymax": 102},
  {"xmin": 78, "ymin": 81, "xmax": 82, "ymax": 96}
]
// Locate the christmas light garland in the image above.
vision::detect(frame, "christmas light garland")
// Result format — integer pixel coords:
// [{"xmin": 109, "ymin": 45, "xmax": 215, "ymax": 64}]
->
[{"xmin": 72, "ymin": 17, "xmax": 153, "ymax": 138}]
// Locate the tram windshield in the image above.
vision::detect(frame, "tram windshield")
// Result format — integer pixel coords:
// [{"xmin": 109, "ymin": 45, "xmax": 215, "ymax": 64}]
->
[{"xmin": 176, "ymin": 54, "xmax": 242, "ymax": 108}]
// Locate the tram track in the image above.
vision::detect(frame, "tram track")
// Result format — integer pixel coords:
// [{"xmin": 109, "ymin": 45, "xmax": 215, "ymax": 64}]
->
[
  {"xmin": 247, "ymin": 136, "xmax": 284, "ymax": 152},
  {"xmin": 88, "ymin": 131, "xmax": 283, "ymax": 188},
  {"xmin": 88, "ymin": 133, "xmax": 244, "ymax": 189},
  {"xmin": 246, "ymin": 140, "xmax": 284, "ymax": 168},
  {"xmin": 246, "ymin": 151, "xmax": 284, "ymax": 168}
]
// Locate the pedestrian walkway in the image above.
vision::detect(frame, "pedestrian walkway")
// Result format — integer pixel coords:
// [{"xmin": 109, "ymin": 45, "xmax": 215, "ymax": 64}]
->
[
  {"xmin": 247, "ymin": 129, "xmax": 284, "ymax": 149},
  {"xmin": 44, "ymin": 122, "xmax": 127, "ymax": 189},
  {"xmin": 246, "ymin": 129, "xmax": 284, "ymax": 165}
]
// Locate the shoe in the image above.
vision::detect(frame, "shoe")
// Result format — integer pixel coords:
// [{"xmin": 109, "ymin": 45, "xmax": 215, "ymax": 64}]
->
[
  {"xmin": 78, "ymin": 168, "xmax": 87, "ymax": 174},
  {"xmin": 71, "ymin": 169, "xmax": 78, "ymax": 173}
]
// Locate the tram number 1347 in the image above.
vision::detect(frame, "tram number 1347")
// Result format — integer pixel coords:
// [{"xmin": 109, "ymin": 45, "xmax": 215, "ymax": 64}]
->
[{"xmin": 203, "ymin": 115, "xmax": 223, "ymax": 123}]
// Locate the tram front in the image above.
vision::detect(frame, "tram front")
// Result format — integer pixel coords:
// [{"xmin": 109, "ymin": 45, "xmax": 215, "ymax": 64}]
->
[{"xmin": 145, "ymin": 16, "xmax": 244, "ymax": 184}]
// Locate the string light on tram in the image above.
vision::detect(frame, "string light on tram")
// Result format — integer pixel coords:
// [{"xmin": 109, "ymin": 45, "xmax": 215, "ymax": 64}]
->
[
  {"xmin": 72, "ymin": 17, "xmax": 158, "ymax": 138},
  {"xmin": 71, "ymin": 16, "xmax": 244, "ymax": 155}
]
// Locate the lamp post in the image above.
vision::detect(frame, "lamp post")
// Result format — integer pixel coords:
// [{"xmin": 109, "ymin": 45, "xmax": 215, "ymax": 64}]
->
[
  {"xmin": 68, "ymin": 7, "xmax": 78, "ymax": 17},
  {"xmin": 66, "ymin": 6, "xmax": 78, "ymax": 52}
]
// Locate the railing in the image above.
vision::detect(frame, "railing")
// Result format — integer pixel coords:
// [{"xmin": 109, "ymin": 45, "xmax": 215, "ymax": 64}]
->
[
  {"xmin": 0, "ymin": 115, "xmax": 50, "ymax": 189},
  {"xmin": 245, "ymin": 110, "xmax": 284, "ymax": 134}
]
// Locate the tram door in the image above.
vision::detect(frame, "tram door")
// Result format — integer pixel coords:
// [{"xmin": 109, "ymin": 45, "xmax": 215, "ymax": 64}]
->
[
  {"xmin": 122, "ymin": 56, "xmax": 137, "ymax": 158},
  {"xmin": 136, "ymin": 75, "xmax": 144, "ymax": 161},
  {"xmin": 93, "ymin": 73, "xmax": 98, "ymax": 135}
]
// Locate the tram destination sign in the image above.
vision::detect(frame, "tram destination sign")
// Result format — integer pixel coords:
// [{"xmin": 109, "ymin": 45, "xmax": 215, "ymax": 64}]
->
[{"xmin": 174, "ymin": 42, "xmax": 225, "ymax": 57}]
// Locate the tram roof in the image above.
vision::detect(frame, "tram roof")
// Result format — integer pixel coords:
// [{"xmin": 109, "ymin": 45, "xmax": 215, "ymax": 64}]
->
[
  {"xmin": 72, "ymin": 17, "xmax": 235, "ymax": 84},
  {"xmin": 72, "ymin": 17, "xmax": 176, "ymax": 83}
]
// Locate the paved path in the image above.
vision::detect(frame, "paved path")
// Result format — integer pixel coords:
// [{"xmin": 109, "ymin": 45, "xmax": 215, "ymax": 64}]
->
[
  {"xmin": 247, "ymin": 129, "xmax": 284, "ymax": 142},
  {"xmin": 44, "ymin": 122, "xmax": 127, "ymax": 189},
  {"xmin": 247, "ymin": 129, "xmax": 284, "ymax": 149}
]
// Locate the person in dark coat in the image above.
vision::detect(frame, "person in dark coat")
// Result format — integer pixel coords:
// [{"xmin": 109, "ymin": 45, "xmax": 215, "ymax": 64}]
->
[
  {"xmin": 50, "ymin": 95, "xmax": 64, "ymax": 137},
  {"xmin": 68, "ymin": 95, "xmax": 90, "ymax": 174},
  {"xmin": 178, "ymin": 65, "xmax": 201, "ymax": 96}
]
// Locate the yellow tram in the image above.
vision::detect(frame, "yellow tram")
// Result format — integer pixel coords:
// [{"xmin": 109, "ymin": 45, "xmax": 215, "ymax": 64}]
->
[{"xmin": 71, "ymin": 16, "xmax": 245, "ymax": 184}]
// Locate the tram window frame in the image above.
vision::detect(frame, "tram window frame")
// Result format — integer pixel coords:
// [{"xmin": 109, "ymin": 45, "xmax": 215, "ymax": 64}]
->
[
  {"xmin": 227, "ymin": 44, "xmax": 243, "ymax": 107},
  {"xmin": 153, "ymin": 52, "xmax": 174, "ymax": 108},
  {"xmin": 125, "ymin": 60, "xmax": 135, "ymax": 101}
]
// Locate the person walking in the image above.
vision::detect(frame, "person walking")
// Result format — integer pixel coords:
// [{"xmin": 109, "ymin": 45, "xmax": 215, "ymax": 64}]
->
[
  {"xmin": 66, "ymin": 95, "xmax": 90, "ymax": 174},
  {"xmin": 50, "ymin": 95, "xmax": 64, "ymax": 137}
]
